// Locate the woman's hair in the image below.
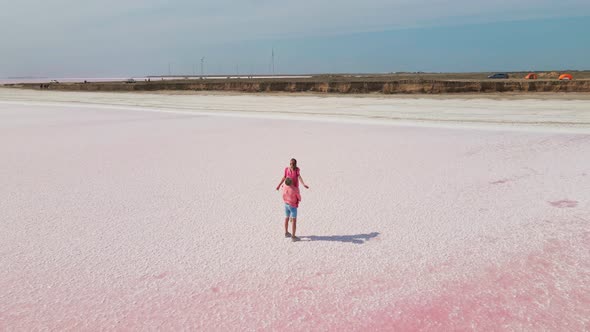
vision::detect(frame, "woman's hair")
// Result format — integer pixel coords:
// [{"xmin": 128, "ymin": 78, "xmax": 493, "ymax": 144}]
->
[
  {"xmin": 285, "ymin": 177, "xmax": 293, "ymax": 186},
  {"xmin": 290, "ymin": 158, "xmax": 298, "ymax": 170}
]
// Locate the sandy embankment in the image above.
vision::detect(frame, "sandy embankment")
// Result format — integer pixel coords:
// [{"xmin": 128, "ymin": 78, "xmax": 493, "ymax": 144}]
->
[
  {"xmin": 0, "ymin": 89, "xmax": 589, "ymax": 330},
  {"xmin": 10, "ymin": 75, "xmax": 590, "ymax": 94}
]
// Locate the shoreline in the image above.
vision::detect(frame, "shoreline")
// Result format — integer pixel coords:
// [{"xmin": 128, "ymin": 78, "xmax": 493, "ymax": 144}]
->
[
  {"xmin": 142, "ymin": 89, "xmax": 590, "ymax": 101},
  {"xmin": 3, "ymin": 85, "xmax": 590, "ymax": 100}
]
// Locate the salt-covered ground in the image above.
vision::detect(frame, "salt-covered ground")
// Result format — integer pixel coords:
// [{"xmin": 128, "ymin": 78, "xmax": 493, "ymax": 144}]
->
[{"xmin": 0, "ymin": 89, "xmax": 589, "ymax": 330}]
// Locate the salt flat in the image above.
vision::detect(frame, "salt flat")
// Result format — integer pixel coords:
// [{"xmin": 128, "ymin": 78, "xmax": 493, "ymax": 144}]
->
[
  {"xmin": 1, "ymin": 88, "xmax": 590, "ymax": 132},
  {"xmin": 0, "ymin": 90, "xmax": 589, "ymax": 330}
]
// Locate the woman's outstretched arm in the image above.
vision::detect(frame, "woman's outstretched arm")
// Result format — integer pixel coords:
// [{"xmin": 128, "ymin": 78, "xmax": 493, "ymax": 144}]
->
[
  {"xmin": 276, "ymin": 176, "xmax": 286, "ymax": 190},
  {"xmin": 299, "ymin": 175, "xmax": 309, "ymax": 189}
]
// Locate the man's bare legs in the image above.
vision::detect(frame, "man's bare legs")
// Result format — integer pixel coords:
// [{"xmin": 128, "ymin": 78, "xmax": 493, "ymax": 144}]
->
[
  {"xmin": 284, "ymin": 217, "xmax": 291, "ymax": 237},
  {"xmin": 291, "ymin": 218, "xmax": 300, "ymax": 241}
]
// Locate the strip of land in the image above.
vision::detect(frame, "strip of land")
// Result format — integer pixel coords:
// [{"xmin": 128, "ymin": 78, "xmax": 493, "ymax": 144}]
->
[{"xmin": 4, "ymin": 71, "xmax": 590, "ymax": 94}]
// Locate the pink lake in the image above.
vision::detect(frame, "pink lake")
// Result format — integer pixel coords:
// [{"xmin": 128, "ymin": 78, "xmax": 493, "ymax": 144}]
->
[{"xmin": 0, "ymin": 92, "xmax": 589, "ymax": 330}]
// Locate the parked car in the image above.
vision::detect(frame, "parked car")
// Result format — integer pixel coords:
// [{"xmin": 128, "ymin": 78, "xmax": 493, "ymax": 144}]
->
[
  {"xmin": 125, "ymin": 78, "xmax": 136, "ymax": 83},
  {"xmin": 488, "ymin": 73, "xmax": 509, "ymax": 79}
]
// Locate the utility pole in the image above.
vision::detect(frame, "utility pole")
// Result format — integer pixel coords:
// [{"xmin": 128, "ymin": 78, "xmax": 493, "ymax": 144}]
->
[
  {"xmin": 271, "ymin": 48, "xmax": 275, "ymax": 75},
  {"xmin": 200, "ymin": 57, "xmax": 205, "ymax": 78}
]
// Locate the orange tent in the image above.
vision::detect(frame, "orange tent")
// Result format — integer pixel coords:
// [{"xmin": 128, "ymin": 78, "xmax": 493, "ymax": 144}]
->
[
  {"xmin": 524, "ymin": 73, "xmax": 538, "ymax": 79},
  {"xmin": 559, "ymin": 73, "xmax": 573, "ymax": 80}
]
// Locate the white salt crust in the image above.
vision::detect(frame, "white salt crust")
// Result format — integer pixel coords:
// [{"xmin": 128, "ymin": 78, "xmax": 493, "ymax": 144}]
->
[{"xmin": 0, "ymin": 90, "xmax": 588, "ymax": 330}]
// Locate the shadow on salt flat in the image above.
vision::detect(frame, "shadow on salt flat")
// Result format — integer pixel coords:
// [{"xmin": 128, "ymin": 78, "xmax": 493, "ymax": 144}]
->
[{"xmin": 301, "ymin": 232, "xmax": 380, "ymax": 244}]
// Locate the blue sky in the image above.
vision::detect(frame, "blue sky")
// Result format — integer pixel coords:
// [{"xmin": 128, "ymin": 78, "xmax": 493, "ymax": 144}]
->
[{"xmin": 1, "ymin": 1, "xmax": 589, "ymax": 77}]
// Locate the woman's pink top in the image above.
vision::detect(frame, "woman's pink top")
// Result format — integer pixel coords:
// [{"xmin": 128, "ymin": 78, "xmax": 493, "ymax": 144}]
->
[{"xmin": 284, "ymin": 167, "xmax": 300, "ymax": 187}]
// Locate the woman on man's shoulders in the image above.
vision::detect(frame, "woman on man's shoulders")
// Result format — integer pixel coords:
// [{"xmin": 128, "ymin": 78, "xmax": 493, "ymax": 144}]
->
[{"xmin": 276, "ymin": 158, "xmax": 309, "ymax": 190}]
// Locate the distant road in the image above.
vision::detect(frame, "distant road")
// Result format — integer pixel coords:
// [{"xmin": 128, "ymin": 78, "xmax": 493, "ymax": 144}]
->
[{"xmin": 0, "ymin": 75, "xmax": 313, "ymax": 85}]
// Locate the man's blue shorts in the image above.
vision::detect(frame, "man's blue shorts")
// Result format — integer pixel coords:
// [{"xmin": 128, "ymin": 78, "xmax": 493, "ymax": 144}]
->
[{"xmin": 284, "ymin": 203, "xmax": 298, "ymax": 218}]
